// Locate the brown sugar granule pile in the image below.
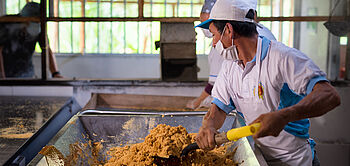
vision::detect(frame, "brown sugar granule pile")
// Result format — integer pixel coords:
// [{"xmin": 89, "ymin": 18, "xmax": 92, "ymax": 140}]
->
[
  {"xmin": 39, "ymin": 141, "xmax": 104, "ymax": 166},
  {"xmin": 105, "ymin": 124, "xmax": 237, "ymax": 166}
]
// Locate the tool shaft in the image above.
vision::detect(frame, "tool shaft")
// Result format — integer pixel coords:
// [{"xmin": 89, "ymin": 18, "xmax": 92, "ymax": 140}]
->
[{"xmin": 226, "ymin": 123, "xmax": 261, "ymax": 141}]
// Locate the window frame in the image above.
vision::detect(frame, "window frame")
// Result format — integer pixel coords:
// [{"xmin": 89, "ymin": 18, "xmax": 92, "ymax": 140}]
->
[{"xmin": 0, "ymin": 0, "xmax": 348, "ymax": 81}]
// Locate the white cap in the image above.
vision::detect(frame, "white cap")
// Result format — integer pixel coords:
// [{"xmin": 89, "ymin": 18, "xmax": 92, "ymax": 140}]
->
[{"xmin": 195, "ymin": 0, "xmax": 257, "ymax": 29}]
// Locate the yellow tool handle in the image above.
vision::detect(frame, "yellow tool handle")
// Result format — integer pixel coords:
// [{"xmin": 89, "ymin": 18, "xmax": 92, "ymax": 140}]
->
[{"xmin": 226, "ymin": 123, "xmax": 261, "ymax": 141}]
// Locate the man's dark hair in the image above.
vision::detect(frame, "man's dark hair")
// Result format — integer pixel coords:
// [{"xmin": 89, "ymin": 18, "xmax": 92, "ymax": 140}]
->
[{"xmin": 212, "ymin": 9, "xmax": 258, "ymax": 37}]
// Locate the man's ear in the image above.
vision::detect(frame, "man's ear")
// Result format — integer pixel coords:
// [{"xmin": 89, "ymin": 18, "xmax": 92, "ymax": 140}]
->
[{"xmin": 226, "ymin": 23, "xmax": 235, "ymax": 39}]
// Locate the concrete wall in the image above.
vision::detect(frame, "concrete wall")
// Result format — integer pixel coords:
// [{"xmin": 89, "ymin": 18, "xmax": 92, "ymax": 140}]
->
[
  {"xmin": 310, "ymin": 86, "xmax": 350, "ymax": 165},
  {"xmin": 32, "ymin": 55, "xmax": 209, "ymax": 80},
  {"xmin": 0, "ymin": 86, "xmax": 73, "ymax": 97}
]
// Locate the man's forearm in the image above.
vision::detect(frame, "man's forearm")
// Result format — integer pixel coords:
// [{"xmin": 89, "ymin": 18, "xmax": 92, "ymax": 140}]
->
[
  {"xmin": 48, "ymin": 48, "xmax": 59, "ymax": 73},
  {"xmin": 198, "ymin": 89, "xmax": 210, "ymax": 102},
  {"xmin": 202, "ymin": 104, "xmax": 227, "ymax": 130},
  {"xmin": 252, "ymin": 81, "xmax": 341, "ymax": 139},
  {"xmin": 197, "ymin": 104, "xmax": 227, "ymax": 150},
  {"xmin": 280, "ymin": 82, "xmax": 341, "ymax": 123}
]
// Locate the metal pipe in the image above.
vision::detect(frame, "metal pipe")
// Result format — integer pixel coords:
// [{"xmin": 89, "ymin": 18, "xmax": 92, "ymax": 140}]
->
[
  {"xmin": 18, "ymin": 0, "xmax": 21, "ymax": 14},
  {"xmin": 345, "ymin": 0, "xmax": 350, "ymax": 80},
  {"xmin": 150, "ymin": 22, "xmax": 153, "ymax": 54},
  {"xmin": 137, "ymin": 22, "xmax": 139, "ymax": 54},
  {"xmin": 150, "ymin": 0, "xmax": 152, "ymax": 17},
  {"xmin": 79, "ymin": 110, "xmax": 209, "ymax": 116},
  {"xmin": 177, "ymin": 0, "xmax": 179, "ymax": 17},
  {"xmin": 40, "ymin": 0, "xmax": 48, "ymax": 80},
  {"xmin": 80, "ymin": 0, "xmax": 86, "ymax": 55},
  {"xmin": 83, "ymin": 0, "xmax": 86, "ymax": 54},
  {"xmin": 97, "ymin": 0, "xmax": 100, "ymax": 54},
  {"xmin": 49, "ymin": 0, "xmax": 54, "ymax": 17},
  {"xmin": 150, "ymin": 0, "xmax": 153, "ymax": 54},
  {"xmin": 110, "ymin": 0, "xmax": 112, "ymax": 54},
  {"xmin": 190, "ymin": 0, "xmax": 193, "ymax": 17},
  {"xmin": 278, "ymin": 0, "xmax": 282, "ymax": 41},
  {"xmin": 1, "ymin": 0, "xmax": 6, "ymax": 16},
  {"xmin": 258, "ymin": 0, "xmax": 261, "ymax": 16},
  {"xmin": 57, "ymin": 0, "xmax": 60, "ymax": 52},
  {"xmin": 123, "ymin": 0, "xmax": 126, "ymax": 54},
  {"xmin": 164, "ymin": 0, "xmax": 166, "ymax": 17},
  {"xmin": 71, "ymin": 0, "xmax": 73, "ymax": 53}
]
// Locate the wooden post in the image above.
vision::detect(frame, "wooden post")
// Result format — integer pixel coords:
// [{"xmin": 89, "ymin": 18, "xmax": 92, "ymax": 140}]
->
[
  {"xmin": 138, "ymin": 0, "xmax": 144, "ymax": 18},
  {"xmin": 40, "ymin": 0, "xmax": 48, "ymax": 80}
]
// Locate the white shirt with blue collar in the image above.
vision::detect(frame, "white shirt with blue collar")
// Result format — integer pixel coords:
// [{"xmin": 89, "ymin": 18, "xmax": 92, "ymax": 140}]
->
[{"xmin": 212, "ymin": 36, "xmax": 327, "ymax": 165}]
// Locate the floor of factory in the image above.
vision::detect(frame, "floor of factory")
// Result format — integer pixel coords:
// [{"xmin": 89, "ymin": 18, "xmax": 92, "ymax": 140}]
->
[{"xmin": 0, "ymin": 96, "xmax": 69, "ymax": 165}]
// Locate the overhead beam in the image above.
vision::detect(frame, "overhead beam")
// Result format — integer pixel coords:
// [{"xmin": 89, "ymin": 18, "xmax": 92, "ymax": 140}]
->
[
  {"xmin": 47, "ymin": 17, "xmax": 199, "ymax": 22},
  {"xmin": 44, "ymin": 16, "xmax": 345, "ymax": 22},
  {"xmin": 0, "ymin": 16, "xmax": 345, "ymax": 23},
  {"xmin": 0, "ymin": 16, "xmax": 40, "ymax": 22},
  {"xmin": 258, "ymin": 16, "xmax": 345, "ymax": 22},
  {"xmin": 59, "ymin": 0, "xmax": 203, "ymax": 6}
]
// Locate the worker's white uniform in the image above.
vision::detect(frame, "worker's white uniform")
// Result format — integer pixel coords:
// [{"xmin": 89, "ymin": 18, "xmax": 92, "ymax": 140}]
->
[
  {"xmin": 207, "ymin": 24, "xmax": 276, "ymax": 84},
  {"xmin": 212, "ymin": 36, "xmax": 327, "ymax": 165}
]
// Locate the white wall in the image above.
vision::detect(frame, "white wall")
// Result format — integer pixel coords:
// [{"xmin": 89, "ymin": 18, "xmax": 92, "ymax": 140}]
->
[
  {"xmin": 0, "ymin": 86, "xmax": 73, "ymax": 96},
  {"xmin": 33, "ymin": 55, "xmax": 210, "ymax": 80}
]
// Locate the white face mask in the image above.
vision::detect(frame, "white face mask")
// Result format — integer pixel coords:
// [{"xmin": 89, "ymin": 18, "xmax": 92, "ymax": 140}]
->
[
  {"xmin": 202, "ymin": 29, "xmax": 213, "ymax": 38},
  {"xmin": 214, "ymin": 26, "xmax": 238, "ymax": 60}
]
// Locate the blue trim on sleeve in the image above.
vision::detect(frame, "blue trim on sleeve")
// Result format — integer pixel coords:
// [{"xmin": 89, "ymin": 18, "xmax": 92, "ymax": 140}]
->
[
  {"xmin": 280, "ymin": 76, "xmax": 328, "ymax": 139},
  {"xmin": 306, "ymin": 76, "xmax": 329, "ymax": 95},
  {"xmin": 209, "ymin": 75, "xmax": 217, "ymax": 77},
  {"xmin": 284, "ymin": 119, "xmax": 310, "ymax": 139},
  {"xmin": 279, "ymin": 83, "xmax": 310, "ymax": 139},
  {"xmin": 212, "ymin": 97, "xmax": 235, "ymax": 114},
  {"xmin": 308, "ymin": 138, "xmax": 316, "ymax": 159},
  {"xmin": 278, "ymin": 83, "xmax": 305, "ymax": 109}
]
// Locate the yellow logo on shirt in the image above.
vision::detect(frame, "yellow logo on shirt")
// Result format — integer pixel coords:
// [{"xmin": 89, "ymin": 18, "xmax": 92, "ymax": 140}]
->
[{"xmin": 253, "ymin": 82, "xmax": 264, "ymax": 100}]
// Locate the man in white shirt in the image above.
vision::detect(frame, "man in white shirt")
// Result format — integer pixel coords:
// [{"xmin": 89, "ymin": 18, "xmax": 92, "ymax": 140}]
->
[
  {"xmin": 195, "ymin": 0, "xmax": 340, "ymax": 165},
  {"xmin": 187, "ymin": 0, "xmax": 276, "ymax": 109}
]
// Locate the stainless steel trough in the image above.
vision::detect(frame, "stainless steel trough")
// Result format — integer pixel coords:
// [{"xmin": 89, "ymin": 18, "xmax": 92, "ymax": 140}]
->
[{"xmin": 29, "ymin": 109, "xmax": 267, "ymax": 166}]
